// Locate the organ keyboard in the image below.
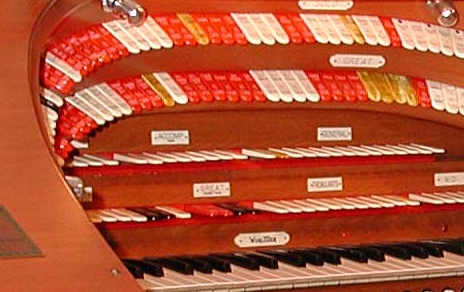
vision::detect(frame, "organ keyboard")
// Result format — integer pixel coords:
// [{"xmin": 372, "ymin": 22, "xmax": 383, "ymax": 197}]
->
[{"xmin": 4, "ymin": 0, "xmax": 464, "ymax": 292}]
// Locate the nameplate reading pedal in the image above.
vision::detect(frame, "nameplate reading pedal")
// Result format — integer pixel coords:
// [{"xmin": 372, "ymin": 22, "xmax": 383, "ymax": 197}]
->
[
  {"xmin": 298, "ymin": 0, "xmax": 353, "ymax": 10},
  {"xmin": 151, "ymin": 130, "xmax": 190, "ymax": 146},
  {"xmin": 234, "ymin": 231, "xmax": 290, "ymax": 248},
  {"xmin": 0, "ymin": 206, "xmax": 42, "ymax": 259},
  {"xmin": 434, "ymin": 172, "xmax": 464, "ymax": 187},
  {"xmin": 193, "ymin": 182, "xmax": 231, "ymax": 198},
  {"xmin": 307, "ymin": 177, "xmax": 343, "ymax": 192},
  {"xmin": 329, "ymin": 54, "xmax": 386, "ymax": 68},
  {"xmin": 317, "ymin": 127, "xmax": 352, "ymax": 141}
]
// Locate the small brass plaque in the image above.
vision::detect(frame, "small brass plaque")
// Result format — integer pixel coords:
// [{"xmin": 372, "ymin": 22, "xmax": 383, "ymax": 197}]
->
[{"xmin": 0, "ymin": 206, "xmax": 42, "ymax": 259}]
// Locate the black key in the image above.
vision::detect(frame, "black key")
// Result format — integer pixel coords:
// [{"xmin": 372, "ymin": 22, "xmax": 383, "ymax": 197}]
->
[
  {"xmin": 144, "ymin": 257, "xmax": 194, "ymax": 275},
  {"xmin": 214, "ymin": 203, "xmax": 256, "ymax": 215},
  {"xmin": 355, "ymin": 246, "xmax": 385, "ymax": 262},
  {"xmin": 368, "ymin": 244, "xmax": 411, "ymax": 260},
  {"xmin": 394, "ymin": 242, "xmax": 429, "ymax": 259},
  {"xmin": 421, "ymin": 239, "xmax": 464, "ymax": 255},
  {"xmin": 127, "ymin": 208, "xmax": 166, "ymax": 221},
  {"xmin": 322, "ymin": 246, "xmax": 369, "ymax": 263},
  {"xmin": 312, "ymin": 248, "xmax": 342, "ymax": 265},
  {"xmin": 140, "ymin": 259, "xmax": 165, "ymax": 277},
  {"xmin": 238, "ymin": 252, "xmax": 279, "ymax": 269},
  {"xmin": 121, "ymin": 259, "xmax": 144, "ymax": 278},
  {"xmin": 414, "ymin": 242, "xmax": 444, "ymax": 258},
  {"xmin": 210, "ymin": 253, "xmax": 260, "ymax": 270},
  {"xmin": 258, "ymin": 250, "xmax": 307, "ymax": 267},
  {"xmin": 145, "ymin": 207, "xmax": 172, "ymax": 219},
  {"xmin": 194, "ymin": 255, "xmax": 231, "ymax": 273},
  {"xmin": 174, "ymin": 256, "xmax": 213, "ymax": 274},
  {"xmin": 287, "ymin": 249, "xmax": 324, "ymax": 266}
]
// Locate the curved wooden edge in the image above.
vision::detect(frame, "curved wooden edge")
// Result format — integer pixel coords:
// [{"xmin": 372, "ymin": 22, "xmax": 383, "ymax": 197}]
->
[{"xmin": 0, "ymin": 1, "xmax": 141, "ymax": 291}]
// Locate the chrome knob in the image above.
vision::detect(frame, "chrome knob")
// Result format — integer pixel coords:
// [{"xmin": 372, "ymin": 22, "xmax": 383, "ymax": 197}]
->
[
  {"xmin": 426, "ymin": 0, "xmax": 459, "ymax": 27},
  {"xmin": 102, "ymin": 0, "xmax": 147, "ymax": 26}
]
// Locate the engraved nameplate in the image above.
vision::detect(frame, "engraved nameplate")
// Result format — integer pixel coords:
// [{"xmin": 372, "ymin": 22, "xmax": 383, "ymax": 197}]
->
[
  {"xmin": 307, "ymin": 177, "xmax": 343, "ymax": 192},
  {"xmin": 298, "ymin": 0, "xmax": 354, "ymax": 10},
  {"xmin": 151, "ymin": 130, "xmax": 190, "ymax": 146},
  {"xmin": 193, "ymin": 182, "xmax": 231, "ymax": 198},
  {"xmin": 330, "ymin": 54, "xmax": 386, "ymax": 68},
  {"xmin": 317, "ymin": 127, "xmax": 352, "ymax": 141},
  {"xmin": 0, "ymin": 206, "xmax": 42, "ymax": 259},
  {"xmin": 434, "ymin": 172, "xmax": 464, "ymax": 187},
  {"xmin": 234, "ymin": 231, "xmax": 290, "ymax": 248}
]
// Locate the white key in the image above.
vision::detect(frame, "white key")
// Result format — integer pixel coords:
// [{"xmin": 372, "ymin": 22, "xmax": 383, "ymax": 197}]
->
[
  {"xmin": 316, "ymin": 198, "xmax": 343, "ymax": 210},
  {"xmin": 95, "ymin": 83, "xmax": 133, "ymax": 116},
  {"xmin": 422, "ymin": 192, "xmax": 456, "ymax": 204},
  {"xmin": 348, "ymin": 145, "xmax": 381, "ymax": 156},
  {"xmin": 392, "ymin": 18, "xmax": 415, "ymax": 50},
  {"xmin": 115, "ymin": 19, "xmax": 151, "ymax": 51},
  {"xmin": 86, "ymin": 210, "xmax": 117, "ymax": 222},
  {"xmin": 442, "ymin": 84, "xmax": 459, "ymax": 114},
  {"xmin": 253, "ymin": 201, "xmax": 289, "ymax": 214},
  {"xmin": 336, "ymin": 146, "xmax": 369, "ymax": 156},
  {"xmin": 82, "ymin": 154, "xmax": 119, "ymax": 166},
  {"xmin": 100, "ymin": 209, "xmax": 132, "ymax": 222},
  {"xmin": 69, "ymin": 158, "xmax": 89, "ymax": 167},
  {"xmin": 300, "ymin": 14, "xmax": 329, "ymax": 44},
  {"xmin": 407, "ymin": 20, "xmax": 428, "ymax": 52},
  {"xmin": 75, "ymin": 90, "xmax": 115, "ymax": 122},
  {"xmin": 154, "ymin": 152, "xmax": 189, "ymax": 163},
  {"xmin": 452, "ymin": 29, "xmax": 464, "ymax": 58},
  {"xmin": 185, "ymin": 150, "xmax": 221, "ymax": 161},
  {"xmin": 265, "ymin": 70, "xmax": 294, "ymax": 102},
  {"xmin": 457, "ymin": 87, "xmax": 464, "ymax": 115},
  {"xmin": 231, "ymin": 13, "xmax": 262, "ymax": 45},
  {"xmin": 409, "ymin": 143, "xmax": 445, "ymax": 154},
  {"xmin": 268, "ymin": 147, "xmax": 304, "ymax": 158},
  {"xmin": 199, "ymin": 150, "xmax": 233, "ymax": 161},
  {"xmin": 329, "ymin": 198, "xmax": 357, "ymax": 210},
  {"xmin": 44, "ymin": 52, "xmax": 82, "ymax": 83},
  {"xmin": 128, "ymin": 153, "xmax": 164, "ymax": 165},
  {"xmin": 241, "ymin": 148, "xmax": 276, "ymax": 159},
  {"xmin": 350, "ymin": 196, "xmax": 382, "ymax": 208},
  {"xmin": 370, "ymin": 195, "xmax": 407, "ymax": 207},
  {"xmin": 289, "ymin": 200, "xmax": 317, "ymax": 212},
  {"xmin": 141, "ymin": 152, "xmax": 176, "ymax": 163},
  {"xmin": 260, "ymin": 13, "xmax": 290, "ymax": 44},
  {"xmin": 102, "ymin": 20, "xmax": 141, "ymax": 54},
  {"xmin": 155, "ymin": 206, "xmax": 191, "ymax": 219},
  {"xmin": 247, "ymin": 14, "xmax": 276, "ymax": 45},
  {"xmin": 85, "ymin": 87, "xmax": 123, "ymax": 118},
  {"xmin": 426, "ymin": 80, "xmax": 446, "ymax": 111},
  {"xmin": 422, "ymin": 23, "xmax": 441, "ymax": 53},
  {"xmin": 144, "ymin": 16, "xmax": 174, "ymax": 49},
  {"xmin": 45, "ymin": 107, "xmax": 58, "ymax": 121},
  {"xmin": 303, "ymin": 147, "xmax": 331, "ymax": 157},
  {"xmin": 366, "ymin": 145, "xmax": 398, "ymax": 155},
  {"xmin": 213, "ymin": 150, "xmax": 248, "ymax": 160},
  {"xmin": 42, "ymin": 88, "xmax": 64, "ymax": 107},
  {"xmin": 311, "ymin": 147, "xmax": 342, "ymax": 157},
  {"xmin": 168, "ymin": 152, "xmax": 195, "ymax": 163},
  {"xmin": 437, "ymin": 26, "xmax": 454, "ymax": 56},
  {"xmin": 352, "ymin": 15, "xmax": 378, "ymax": 46},
  {"xmin": 65, "ymin": 96, "xmax": 106, "ymax": 126},
  {"xmin": 73, "ymin": 155, "xmax": 104, "ymax": 167},
  {"xmin": 314, "ymin": 14, "xmax": 341, "ymax": 45},
  {"xmin": 383, "ymin": 195, "xmax": 420, "ymax": 206},
  {"xmin": 359, "ymin": 145, "xmax": 391, "ymax": 155},
  {"xmin": 249, "ymin": 70, "xmax": 280, "ymax": 102},
  {"xmin": 366, "ymin": 15, "xmax": 390, "ymax": 46},
  {"xmin": 408, "ymin": 193, "xmax": 444, "ymax": 204},
  {"xmin": 278, "ymin": 71, "xmax": 307, "ymax": 102},
  {"xmin": 111, "ymin": 208, "xmax": 147, "ymax": 222},
  {"xmin": 275, "ymin": 200, "xmax": 304, "ymax": 213},
  {"xmin": 302, "ymin": 198, "xmax": 331, "ymax": 211},
  {"xmin": 113, "ymin": 153, "xmax": 148, "ymax": 164},
  {"xmin": 360, "ymin": 196, "xmax": 395, "ymax": 207},
  {"xmin": 443, "ymin": 191, "xmax": 464, "ymax": 203},
  {"xmin": 176, "ymin": 152, "xmax": 207, "ymax": 163},
  {"xmin": 285, "ymin": 147, "xmax": 318, "ymax": 158},
  {"xmin": 341, "ymin": 197, "xmax": 370, "ymax": 209},
  {"xmin": 322, "ymin": 146, "xmax": 356, "ymax": 156},
  {"xmin": 327, "ymin": 15, "xmax": 354, "ymax": 45},
  {"xmin": 385, "ymin": 144, "xmax": 419, "ymax": 155},
  {"xmin": 397, "ymin": 144, "xmax": 433, "ymax": 155},
  {"xmin": 134, "ymin": 22, "xmax": 162, "ymax": 50},
  {"xmin": 290, "ymin": 70, "xmax": 320, "ymax": 102},
  {"xmin": 152, "ymin": 72, "xmax": 189, "ymax": 104},
  {"xmin": 374, "ymin": 145, "xmax": 408, "ymax": 155}
]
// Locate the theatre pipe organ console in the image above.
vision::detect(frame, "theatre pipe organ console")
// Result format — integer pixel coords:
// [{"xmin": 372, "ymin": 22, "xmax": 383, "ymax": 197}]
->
[{"xmin": 3, "ymin": 0, "xmax": 464, "ymax": 291}]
